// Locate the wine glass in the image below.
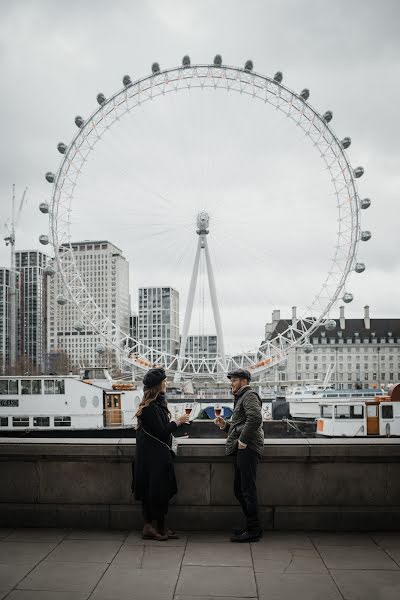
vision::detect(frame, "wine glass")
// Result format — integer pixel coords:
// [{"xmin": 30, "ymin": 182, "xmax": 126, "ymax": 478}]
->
[
  {"xmin": 214, "ymin": 404, "xmax": 223, "ymax": 418},
  {"xmin": 184, "ymin": 403, "xmax": 193, "ymax": 417}
]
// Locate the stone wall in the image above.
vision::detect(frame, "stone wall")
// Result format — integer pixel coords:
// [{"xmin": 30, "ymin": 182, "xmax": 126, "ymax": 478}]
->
[{"xmin": 1, "ymin": 438, "xmax": 399, "ymax": 531}]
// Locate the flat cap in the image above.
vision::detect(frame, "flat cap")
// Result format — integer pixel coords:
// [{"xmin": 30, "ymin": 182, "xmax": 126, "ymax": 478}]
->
[
  {"xmin": 227, "ymin": 368, "xmax": 252, "ymax": 382},
  {"xmin": 143, "ymin": 367, "xmax": 167, "ymax": 390}
]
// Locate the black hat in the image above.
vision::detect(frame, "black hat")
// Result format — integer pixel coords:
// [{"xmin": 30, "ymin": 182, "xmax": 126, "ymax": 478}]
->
[
  {"xmin": 227, "ymin": 368, "xmax": 252, "ymax": 382},
  {"xmin": 143, "ymin": 368, "xmax": 167, "ymax": 390}
]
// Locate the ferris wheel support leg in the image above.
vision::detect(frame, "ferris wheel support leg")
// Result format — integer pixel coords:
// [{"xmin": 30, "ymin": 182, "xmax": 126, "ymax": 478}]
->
[
  {"xmin": 174, "ymin": 237, "xmax": 202, "ymax": 383},
  {"xmin": 203, "ymin": 237, "xmax": 226, "ymax": 374}
]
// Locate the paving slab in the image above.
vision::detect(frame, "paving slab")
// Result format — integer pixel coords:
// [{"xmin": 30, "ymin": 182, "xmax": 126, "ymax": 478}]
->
[
  {"xmin": 4, "ymin": 529, "xmax": 68, "ymax": 543},
  {"xmin": 142, "ymin": 546, "xmax": 185, "ymax": 569},
  {"xmin": 332, "ymin": 568, "xmax": 400, "ymax": 600},
  {"xmin": 183, "ymin": 542, "xmax": 251, "ymax": 567},
  {"xmin": 310, "ymin": 532, "xmax": 377, "ymax": 547},
  {"xmin": 6, "ymin": 592, "xmax": 90, "ymax": 600},
  {"xmin": 17, "ymin": 561, "xmax": 108, "ymax": 593},
  {"xmin": 125, "ymin": 530, "xmax": 187, "ymax": 546},
  {"xmin": 187, "ymin": 532, "xmax": 231, "ymax": 544},
  {"xmin": 255, "ymin": 532, "xmax": 314, "ymax": 549},
  {"xmin": 174, "ymin": 597, "xmax": 256, "ymax": 600},
  {"xmin": 0, "ymin": 542, "xmax": 57, "ymax": 565},
  {"xmin": 90, "ymin": 566, "xmax": 178, "ymax": 600},
  {"xmin": 0, "ymin": 564, "xmax": 35, "ymax": 593},
  {"xmin": 252, "ymin": 548, "xmax": 326, "ymax": 574},
  {"xmin": 256, "ymin": 572, "xmax": 342, "ymax": 600},
  {"xmin": 318, "ymin": 545, "xmax": 400, "ymax": 570},
  {"xmin": 110, "ymin": 544, "xmax": 144, "ymax": 568},
  {"xmin": 371, "ymin": 533, "xmax": 400, "ymax": 549},
  {"xmin": 65, "ymin": 530, "xmax": 127, "ymax": 541},
  {"xmin": 176, "ymin": 566, "xmax": 257, "ymax": 597},
  {"xmin": 46, "ymin": 540, "xmax": 122, "ymax": 563}
]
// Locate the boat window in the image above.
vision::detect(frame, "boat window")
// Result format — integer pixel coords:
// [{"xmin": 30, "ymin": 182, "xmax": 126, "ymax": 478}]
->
[
  {"xmin": 0, "ymin": 417, "xmax": 8, "ymax": 427},
  {"xmin": 381, "ymin": 405, "xmax": 393, "ymax": 420},
  {"xmin": 367, "ymin": 405, "xmax": 378, "ymax": 417},
  {"xmin": 321, "ymin": 405, "xmax": 333, "ymax": 418},
  {"xmin": 55, "ymin": 380, "xmax": 65, "ymax": 394},
  {"xmin": 0, "ymin": 380, "xmax": 18, "ymax": 394},
  {"xmin": 335, "ymin": 405, "xmax": 351, "ymax": 419},
  {"xmin": 33, "ymin": 417, "xmax": 50, "ymax": 427},
  {"xmin": 21, "ymin": 380, "xmax": 41, "ymax": 395},
  {"xmin": 44, "ymin": 380, "xmax": 54, "ymax": 394},
  {"xmin": 54, "ymin": 416, "xmax": 71, "ymax": 427},
  {"xmin": 351, "ymin": 405, "xmax": 364, "ymax": 418},
  {"xmin": 13, "ymin": 416, "xmax": 30, "ymax": 427}
]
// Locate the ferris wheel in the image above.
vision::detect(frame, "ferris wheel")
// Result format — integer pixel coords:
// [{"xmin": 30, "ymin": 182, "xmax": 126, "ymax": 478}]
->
[{"xmin": 38, "ymin": 55, "xmax": 371, "ymax": 380}]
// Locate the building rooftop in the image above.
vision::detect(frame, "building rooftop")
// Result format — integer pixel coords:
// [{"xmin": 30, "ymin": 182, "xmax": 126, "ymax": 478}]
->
[{"xmin": 0, "ymin": 527, "xmax": 399, "ymax": 598}]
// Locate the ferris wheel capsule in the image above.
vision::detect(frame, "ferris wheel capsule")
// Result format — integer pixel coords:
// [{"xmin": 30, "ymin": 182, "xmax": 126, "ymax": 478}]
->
[
  {"xmin": 57, "ymin": 142, "xmax": 67, "ymax": 154},
  {"xmin": 300, "ymin": 88, "xmax": 310, "ymax": 100},
  {"xmin": 151, "ymin": 62, "xmax": 160, "ymax": 74},
  {"xmin": 182, "ymin": 55, "xmax": 191, "ymax": 67},
  {"xmin": 324, "ymin": 319, "xmax": 336, "ymax": 331},
  {"xmin": 341, "ymin": 137, "xmax": 351, "ymax": 149},
  {"xmin": 303, "ymin": 342, "xmax": 313, "ymax": 354},
  {"xmin": 354, "ymin": 166, "xmax": 364, "ymax": 178},
  {"xmin": 323, "ymin": 110, "xmax": 333, "ymax": 123},
  {"xmin": 361, "ymin": 230, "xmax": 371, "ymax": 241},
  {"xmin": 213, "ymin": 54, "xmax": 222, "ymax": 66},
  {"xmin": 45, "ymin": 172, "xmax": 55, "ymax": 183},
  {"xmin": 39, "ymin": 202, "xmax": 49, "ymax": 214},
  {"xmin": 273, "ymin": 71, "xmax": 283, "ymax": 83},
  {"xmin": 244, "ymin": 60, "xmax": 253, "ymax": 72},
  {"xmin": 57, "ymin": 294, "xmax": 67, "ymax": 306},
  {"xmin": 75, "ymin": 115, "xmax": 85, "ymax": 128},
  {"xmin": 277, "ymin": 362, "xmax": 286, "ymax": 371},
  {"xmin": 360, "ymin": 198, "xmax": 371, "ymax": 210},
  {"xmin": 39, "ymin": 234, "xmax": 49, "ymax": 245},
  {"xmin": 355, "ymin": 262, "xmax": 366, "ymax": 273},
  {"xmin": 74, "ymin": 323, "xmax": 84, "ymax": 332},
  {"xmin": 343, "ymin": 292, "xmax": 354, "ymax": 303},
  {"xmin": 44, "ymin": 264, "xmax": 55, "ymax": 276},
  {"xmin": 122, "ymin": 74, "xmax": 132, "ymax": 87},
  {"xmin": 97, "ymin": 93, "xmax": 106, "ymax": 106},
  {"xmin": 96, "ymin": 343, "xmax": 106, "ymax": 354}
]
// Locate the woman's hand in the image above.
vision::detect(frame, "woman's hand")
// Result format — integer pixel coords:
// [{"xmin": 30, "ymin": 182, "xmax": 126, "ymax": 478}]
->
[
  {"xmin": 177, "ymin": 413, "xmax": 190, "ymax": 425},
  {"xmin": 214, "ymin": 416, "xmax": 226, "ymax": 429}
]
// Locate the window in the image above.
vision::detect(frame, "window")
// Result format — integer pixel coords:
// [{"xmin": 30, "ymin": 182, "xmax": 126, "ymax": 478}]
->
[
  {"xmin": 54, "ymin": 416, "xmax": 71, "ymax": 427},
  {"xmin": 382, "ymin": 405, "xmax": 393, "ymax": 420},
  {"xmin": 13, "ymin": 416, "xmax": 30, "ymax": 427},
  {"xmin": 55, "ymin": 380, "xmax": 65, "ymax": 394},
  {"xmin": 321, "ymin": 405, "xmax": 333, "ymax": 418},
  {"xmin": 335, "ymin": 405, "xmax": 364, "ymax": 419},
  {"xmin": 0, "ymin": 380, "xmax": 18, "ymax": 394},
  {"xmin": 33, "ymin": 417, "xmax": 50, "ymax": 427},
  {"xmin": 44, "ymin": 380, "xmax": 54, "ymax": 394},
  {"xmin": 0, "ymin": 417, "xmax": 8, "ymax": 427}
]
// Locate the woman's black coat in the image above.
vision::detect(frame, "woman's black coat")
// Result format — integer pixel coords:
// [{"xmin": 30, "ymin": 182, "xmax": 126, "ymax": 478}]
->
[{"xmin": 132, "ymin": 393, "xmax": 178, "ymax": 517}]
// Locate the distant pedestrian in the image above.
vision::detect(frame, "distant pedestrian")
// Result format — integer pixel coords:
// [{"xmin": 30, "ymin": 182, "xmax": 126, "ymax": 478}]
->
[
  {"xmin": 214, "ymin": 368, "xmax": 264, "ymax": 542},
  {"xmin": 133, "ymin": 368, "xmax": 189, "ymax": 540}
]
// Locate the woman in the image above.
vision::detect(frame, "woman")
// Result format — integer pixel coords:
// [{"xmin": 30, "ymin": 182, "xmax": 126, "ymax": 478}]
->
[{"xmin": 133, "ymin": 367, "xmax": 189, "ymax": 540}]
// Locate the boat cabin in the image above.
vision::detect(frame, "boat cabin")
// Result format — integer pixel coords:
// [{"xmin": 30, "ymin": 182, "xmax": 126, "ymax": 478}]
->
[{"xmin": 316, "ymin": 383, "xmax": 400, "ymax": 437}]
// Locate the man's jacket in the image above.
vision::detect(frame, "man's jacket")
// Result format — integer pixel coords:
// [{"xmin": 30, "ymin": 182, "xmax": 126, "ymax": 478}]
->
[{"xmin": 223, "ymin": 385, "xmax": 264, "ymax": 457}]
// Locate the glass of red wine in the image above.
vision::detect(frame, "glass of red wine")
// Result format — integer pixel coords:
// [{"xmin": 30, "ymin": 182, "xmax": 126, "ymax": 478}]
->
[
  {"xmin": 214, "ymin": 404, "xmax": 223, "ymax": 419},
  {"xmin": 184, "ymin": 403, "xmax": 193, "ymax": 417}
]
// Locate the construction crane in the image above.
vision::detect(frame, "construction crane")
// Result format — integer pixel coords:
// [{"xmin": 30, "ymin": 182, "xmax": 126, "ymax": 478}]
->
[{"xmin": 3, "ymin": 184, "xmax": 28, "ymax": 369}]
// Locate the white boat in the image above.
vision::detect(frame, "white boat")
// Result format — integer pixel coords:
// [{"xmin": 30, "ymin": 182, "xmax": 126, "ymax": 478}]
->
[
  {"xmin": 0, "ymin": 368, "xmax": 141, "ymax": 432},
  {"xmin": 316, "ymin": 384, "xmax": 400, "ymax": 437},
  {"xmin": 287, "ymin": 385, "xmax": 385, "ymax": 420}
]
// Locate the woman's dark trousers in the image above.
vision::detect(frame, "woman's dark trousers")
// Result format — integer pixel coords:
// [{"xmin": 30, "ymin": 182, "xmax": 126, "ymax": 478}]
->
[{"xmin": 233, "ymin": 447, "xmax": 261, "ymax": 532}]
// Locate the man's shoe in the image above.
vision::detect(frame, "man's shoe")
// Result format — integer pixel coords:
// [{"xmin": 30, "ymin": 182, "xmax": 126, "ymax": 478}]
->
[
  {"xmin": 231, "ymin": 527, "xmax": 245, "ymax": 536},
  {"xmin": 230, "ymin": 530, "xmax": 261, "ymax": 543}
]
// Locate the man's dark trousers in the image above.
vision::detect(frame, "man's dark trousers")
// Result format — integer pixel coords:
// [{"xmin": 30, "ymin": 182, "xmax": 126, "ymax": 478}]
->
[{"xmin": 233, "ymin": 447, "xmax": 261, "ymax": 532}]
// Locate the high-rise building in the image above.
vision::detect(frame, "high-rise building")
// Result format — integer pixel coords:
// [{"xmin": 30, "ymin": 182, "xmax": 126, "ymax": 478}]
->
[
  {"xmin": 15, "ymin": 250, "xmax": 48, "ymax": 370},
  {"xmin": 262, "ymin": 306, "xmax": 400, "ymax": 390},
  {"xmin": 130, "ymin": 312, "xmax": 138, "ymax": 341},
  {"xmin": 183, "ymin": 334, "xmax": 218, "ymax": 373},
  {"xmin": 138, "ymin": 287, "xmax": 179, "ymax": 356},
  {"xmin": 47, "ymin": 241, "xmax": 130, "ymax": 370},
  {"xmin": 0, "ymin": 268, "xmax": 20, "ymax": 374}
]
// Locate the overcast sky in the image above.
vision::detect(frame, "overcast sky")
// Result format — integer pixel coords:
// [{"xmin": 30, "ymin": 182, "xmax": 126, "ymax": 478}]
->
[{"xmin": 0, "ymin": 0, "xmax": 399, "ymax": 354}]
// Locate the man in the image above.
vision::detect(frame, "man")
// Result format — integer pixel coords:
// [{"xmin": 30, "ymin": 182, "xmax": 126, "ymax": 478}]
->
[{"xmin": 214, "ymin": 368, "xmax": 264, "ymax": 542}]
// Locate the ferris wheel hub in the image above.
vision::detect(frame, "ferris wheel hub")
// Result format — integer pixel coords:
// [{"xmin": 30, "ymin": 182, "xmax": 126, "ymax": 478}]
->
[{"xmin": 196, "ymin": 211, "xmax": 210, "ymax": 235}]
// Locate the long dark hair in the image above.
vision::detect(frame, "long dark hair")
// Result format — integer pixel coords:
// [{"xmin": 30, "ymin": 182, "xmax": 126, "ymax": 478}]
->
[{"xmin": 135, "ymin": 382, "xmax": 171, "ymax": 420}]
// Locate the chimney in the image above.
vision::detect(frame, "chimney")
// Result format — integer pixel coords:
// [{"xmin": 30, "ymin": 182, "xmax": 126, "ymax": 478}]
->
[
  {"xmin": 364, "ymin": 305, "xmax": 370, "ymax": 330},
  {"xmin": 292, "ymin": 306, "xmax": 297, "ymax": 327},
  {"xmin": 272, "ymin": 309, "xmax": 280, "ymax": 325},
  {"xmin": 340, "ymin": 305, "xmax": 345, "ymax": 330}
]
